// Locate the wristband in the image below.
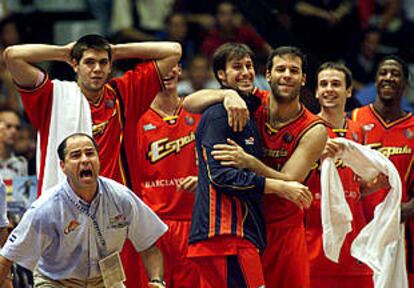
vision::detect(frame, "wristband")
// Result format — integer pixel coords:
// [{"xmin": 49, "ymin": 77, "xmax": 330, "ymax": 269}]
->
[{"xmin": 149, "ymin": 278, "xmax": 166, "ymax": 287}]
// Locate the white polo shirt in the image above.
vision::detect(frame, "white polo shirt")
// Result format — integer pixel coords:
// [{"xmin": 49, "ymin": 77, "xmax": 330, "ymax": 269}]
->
[{"xmin": 0, "ymin": 176, "xmax": 167, "ymax": 280}]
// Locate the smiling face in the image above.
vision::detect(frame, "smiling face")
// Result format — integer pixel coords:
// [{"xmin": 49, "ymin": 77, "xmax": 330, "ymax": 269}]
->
[
  {"xmin": 60, "ymin": 135, "xmax": 100, "ymax": 193},
  {"xmin": 162, "ymin": 64, "xmax": 181, "ymax": 92},
  {"xmin": 375, "ymin": 59, "xmax": 407, "ymax": 104},
  {"xmin": 316, "ymin": 68, "xmax": 351, "ymax": 110},
  {"xmin": 72, "ymin": 48, "xmax": 112, "ymax": 101},
  {"xmin": 217, "ymin": 55, "xmax": 255, "ymax": 94},
  {"xmin": 266, "ymin": 54, "xmax": 305, "ymax": 103}
]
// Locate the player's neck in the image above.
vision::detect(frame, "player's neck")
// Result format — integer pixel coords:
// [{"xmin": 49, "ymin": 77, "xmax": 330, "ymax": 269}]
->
[
  {"xmin": 0, "ymin": 143, "xmax": 11, "ymax": 161},
  {"xmin": 151, "ymin": 92, "xmax": 181, "ymax": 116},
  {"xmin": 83, "ymin": 88, "xmax": 104, "ymax": 105},
  {"xmin": 373, "ymin": 99, "xmax": 406, "ymax": 122},
  {"xmin": 268, "ymin": 97, "xmax": 301, "ymax": 127},
  {"xmin": 319, "ymin": 108, "xmax": 345, "ymax": 129}
]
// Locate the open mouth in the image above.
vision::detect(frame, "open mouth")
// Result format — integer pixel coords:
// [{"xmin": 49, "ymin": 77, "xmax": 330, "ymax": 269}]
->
[{"xmin": 80, "ymin": 169, "xmax": 93, "ymax": 179}]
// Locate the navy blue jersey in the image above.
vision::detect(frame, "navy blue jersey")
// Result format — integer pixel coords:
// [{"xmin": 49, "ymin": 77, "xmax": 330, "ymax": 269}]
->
[{"xmin": 189, "ymin": 95, "xmax": 266, "ymax": 252}]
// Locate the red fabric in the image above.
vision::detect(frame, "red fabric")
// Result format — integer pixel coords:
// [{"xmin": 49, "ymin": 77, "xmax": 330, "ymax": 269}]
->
[
  {"xmin": 262, "ymin": 222, "xmax": 310, "ymax": 288},
  {"xmin": 311, "ymin": 275, "xmax": 373, "ymax": 288},
  {"xmin": 190, "ymin": 237, "xmax": 264, "ymax": 288},
  {"xmin": 157, "ymin": 220, "xmax": 199, "ymax": 288},
  {"xmin": 135, "ymin": 105, "xmax": 199, "ymax": 219},
  {"xmin": 305, "ymin": 119, "xmax": 372, "ymax": 278}
]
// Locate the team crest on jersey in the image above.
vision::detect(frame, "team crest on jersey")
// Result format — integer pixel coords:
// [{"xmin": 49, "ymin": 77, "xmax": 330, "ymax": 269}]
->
[
  {"xmin": 64, "ymin": 219, "xmax": 80, "ymax": 235},
  {"xmin": 185, "ymin": 115, "xmax": 195, "ymax": 126},
  {"xmin": 143, "ymin": 123, "xmax": 157, "ymax": 132},
  {"xmin": 105, "ymin": 99, "xmax": 115, "ymax": 108},
  {"xmin": 283, "ymin": 132, "xmax": 293, "ymax": 144},
  {"xmin": 362, "ymin": 123, "xmax": 375, "ymax": 132},
  {"xmin": 245, "ymin": 136, "xmax": 255, "ymax": 145},
  {"xmin": 404, "ymin": 128, "xmax": 414, "ymax": 139}
]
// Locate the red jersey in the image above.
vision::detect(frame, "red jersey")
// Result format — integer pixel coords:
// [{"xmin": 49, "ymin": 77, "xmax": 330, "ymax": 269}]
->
[
  {"xmin": 352, "ymin": 104, "xmax": 414, "ymax": 271},
  {"xmin": 253, "ymin": 90, "xmax": 324, "ymax": 225},
  {"xmin": 19, "ymin": 62, "xmax": 161, "ymax": 193},
  {"xmin": 305, "ymin": 119, "xmax": 372, "ymax": 276},
  {"xmin": 136, "ymin": 104, "xmax": 200, "ymax": 220}
]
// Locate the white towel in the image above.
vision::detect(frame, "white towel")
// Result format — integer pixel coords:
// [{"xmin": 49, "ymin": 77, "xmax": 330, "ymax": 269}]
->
[
  {"xmin": 321, "ymin": 138, "xmax": 407, "ymax": 288},
  {"xmin": 320, "ymin": 157, "xmax": 353, "ymax": 263},
  {"xmin": 38, "ymin": 80, "xmax": 92, "ymax": 195}
]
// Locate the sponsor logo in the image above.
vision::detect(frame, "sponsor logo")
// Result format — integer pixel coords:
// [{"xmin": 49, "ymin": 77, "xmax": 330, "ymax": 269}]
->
[
  {"xmin": 143, "ymin": 123, "xmax": 157, "ymax": 132},
  {"xmin": 368, "ymin": 143, "xmax": 412, "ymax": 158},
  {"xmin": 144, "ymin": 177, "xmax": 186, "ymax": 188},
  {"xmin": 147, "ymin": 131, "xmax": 195, "ymax": 163},
  {"xmin": 245, "ymin": 136, "xmax": 255, "ymax": 145},
  {"xmin": 64, "ymin": 219, "xmax": 80, "ymax": 235},
  {"xmin": 93, "ymin": 109, "xmax": 117, "ymax": 136},
  {"xmin": 264, "ymin": 148, "xmax": 288, "ymax": 158}
]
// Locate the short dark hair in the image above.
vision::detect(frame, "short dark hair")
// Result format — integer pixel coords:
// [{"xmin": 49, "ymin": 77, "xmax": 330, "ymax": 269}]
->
[
  {"xmin": 0, "ymin": 107, "xmax": 21, "ymax": 119},
  {"xmin": 70, "ymin": 34, "xmax": 112, "ymax": 63},
  {"xmin": 377, "ymin": 55, "xmax": 409, "ymax": 80},
  {"xmin": 57, "ymin": 133, "xmax": 98, "ymax": 161},
  {"xmin": 317, "ymin": 62, "xmax": 353, "ymax": 89},
  {"xmin": 212, "ymin": 42, "xmax": 254, "ymax": 85},
  {"xmin": 266, "ymin": 46, "xmax": 307, "ymax": 73}
]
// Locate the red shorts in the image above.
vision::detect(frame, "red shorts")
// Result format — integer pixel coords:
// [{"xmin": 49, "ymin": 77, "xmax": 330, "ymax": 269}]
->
[
  {"xmin": 310, "ymin": 275, "xmax": 373, "ymax": 288},
  {"xmin": 262, "ymin": 222, "xmax": 310, "ymax": 288},
  {"xmin": 120, "ymin": 240, "xmax": 148, "ymax": 288},
  {"xmin": 409, "ymin": 273, "xmax": 414, "ymax": 287},
  {"xmin": 188, "ymin": 236, "xmax": 264, "ymax": 288},
  {"xmin": 157, "ymin": 219, "xmax": 199, "ymax": 288}
]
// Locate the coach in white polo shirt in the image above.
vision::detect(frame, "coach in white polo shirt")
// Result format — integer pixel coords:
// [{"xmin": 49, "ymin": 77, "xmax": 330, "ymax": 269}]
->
[{"xmin": 0, "ymin": 133, "xmax": 168, "ymax": 287}]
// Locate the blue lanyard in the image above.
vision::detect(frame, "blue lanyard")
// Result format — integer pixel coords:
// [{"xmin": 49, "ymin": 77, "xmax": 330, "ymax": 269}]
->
[{"xmin": 64, "ymin": 183, "xmax": 107, "ymax": 251}]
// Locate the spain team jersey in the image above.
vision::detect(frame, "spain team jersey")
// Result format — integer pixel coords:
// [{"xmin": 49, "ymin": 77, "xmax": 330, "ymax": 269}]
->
[
  {"xmin": 305, "ymin": 118, "xmax": 372, "ymax": 276},
  {"xmin": 136, "ymin": 103, "xmax": 200, "ymax": 220},
  {"xmin": 19, "ymin": 61, "xmax": 162, "ymax": 193},
  {"xmin": 352, "ymin": 104, "xmax": 414, "ymax": 271},
  {"xmin": 253, "ymin": 89, "xmax": 324, "ymax": 225}
]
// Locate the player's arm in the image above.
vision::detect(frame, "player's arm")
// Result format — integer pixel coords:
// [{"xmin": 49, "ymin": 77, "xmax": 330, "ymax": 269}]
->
[
  {"xmin": 213, "ymin": 124, "xmax": 327, "ymax": 182},
  {"xmin": 3, "ymin": 43, "xmax": 73, "ymax": 88},
  {"xmin": 111, "ymin": 41, "xmax": 182, "ymax": 78},
  {"xmin": 141, "ymin": 244, "xmax": 165, "ymax": 287},
  {"xmin": 203, "ymin": 114, "xmax": 311, "ymax": 207},
  {"xmin": 183, "ymin": 89, "xmax": 249, "ymax": 132}
]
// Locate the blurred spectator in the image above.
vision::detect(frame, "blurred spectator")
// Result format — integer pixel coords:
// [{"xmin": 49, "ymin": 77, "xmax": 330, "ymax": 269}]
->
[
  {"xmin": 157, "ymin": 13, "xmax": 198, "ymax": 68},
  {"xmin": 0, "ymin": 108, "xmax": 27, "ymax": 180},
  {"xmin": 177, "ymin": 55, "xmax": 218, "ymax": 96},
  {"xmin": 344, "ymin": 27, "xmax": 382, "ymax": 91},
  {"xmin": 292, "ymin": 0, "xmax": 359, "ymax": 61},
  {"xmin": 200, "ymin": 1, "xmax": 271, "ymax": 58},
  {"xmin": 14, "ymin": 125, "xmax": 35, "ymax": 176},
  {"xmin": 111, "ymin": 0, "xmax": 174, "ymax": 40}
]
